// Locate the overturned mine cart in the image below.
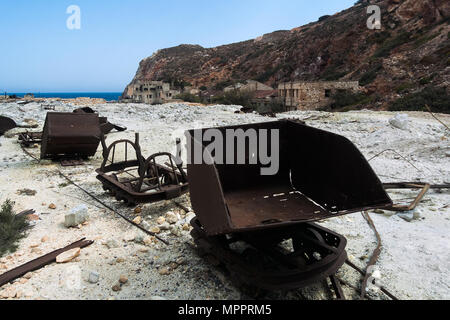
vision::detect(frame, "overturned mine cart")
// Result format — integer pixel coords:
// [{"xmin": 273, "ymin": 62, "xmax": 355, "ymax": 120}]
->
[
  {"xmin": 187, "ymin": 119, "xmax": 392, "ymax": 295},
  {"xmin": 96, "ymin": 134, "xmax": 189, "ymax": 205},
  {"xmin": 40, "ymin": 112, "xmax": 102, "ymax": 159}
]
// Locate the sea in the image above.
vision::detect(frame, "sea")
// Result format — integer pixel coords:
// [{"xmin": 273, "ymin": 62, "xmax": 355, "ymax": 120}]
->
[{"xmin": 7, "ymin": 92, "xmax": 123, "ymax": 101}]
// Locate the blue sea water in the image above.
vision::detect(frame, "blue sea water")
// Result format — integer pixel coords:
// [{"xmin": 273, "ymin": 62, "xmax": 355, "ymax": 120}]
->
[{"xmin": 8, "ymin": 92, "xmax": 122, "ymax": 101}]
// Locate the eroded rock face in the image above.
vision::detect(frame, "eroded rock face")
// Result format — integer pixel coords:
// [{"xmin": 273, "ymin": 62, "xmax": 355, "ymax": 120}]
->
[
  {"xmin": 395, "ymin": 0, "xmax": 448, "ymax": 24},
  {"xmin": 123, "ymin": 0, "xmax": 449, "ymax": 109}
]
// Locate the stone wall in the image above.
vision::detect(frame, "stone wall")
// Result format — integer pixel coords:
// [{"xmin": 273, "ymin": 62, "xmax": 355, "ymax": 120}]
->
[{"xmin": 278, "ymin": 81, "xmax": 360, "ymax": 110}]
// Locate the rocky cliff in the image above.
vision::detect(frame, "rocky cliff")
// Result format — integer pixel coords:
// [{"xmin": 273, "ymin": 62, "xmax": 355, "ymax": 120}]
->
[{"xmin": 123, "ymin": 0, "xmax": 449, "ymax": 109}]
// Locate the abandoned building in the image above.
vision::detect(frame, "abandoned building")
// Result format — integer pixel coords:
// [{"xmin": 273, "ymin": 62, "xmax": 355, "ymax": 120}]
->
[
  {"xmin": 224, "ymin": 80, "xmax": 274, "ymax": 93},
  {"xmin": 124, "ymin": 81, "xmax": 180, "ymax": 104},
  {"xmin": 278, "ymin": 81, "xmax": 360, "ymax": 110},
  {"xmin": 250, "ymin": 89, "xmax": 280, "ymax": 109}
]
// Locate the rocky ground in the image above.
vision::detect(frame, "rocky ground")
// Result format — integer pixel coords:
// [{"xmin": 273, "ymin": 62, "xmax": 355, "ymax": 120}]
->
[{"xmin": 0, "ymin": 100, "xmax": 449, "ymax": 300}]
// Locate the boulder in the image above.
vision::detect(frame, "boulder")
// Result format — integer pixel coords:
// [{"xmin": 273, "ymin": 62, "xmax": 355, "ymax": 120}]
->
[
  {"xmin": 389, "ymin": 114, "xmax": 409, "ymax": 130},
  {"xmin": 65, "ymin": 205, "xmax": 89, "ymax": 228}
]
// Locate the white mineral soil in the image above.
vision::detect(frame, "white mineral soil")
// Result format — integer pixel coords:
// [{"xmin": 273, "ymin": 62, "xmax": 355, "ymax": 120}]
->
[{"xmin": 0, "ymin": 101, "xmax": 448, "ymax": 300}]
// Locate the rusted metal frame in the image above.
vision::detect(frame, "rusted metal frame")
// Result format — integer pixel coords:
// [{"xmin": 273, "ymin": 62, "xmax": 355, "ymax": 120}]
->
[
  {"xmin": 383, "ymin": 182, "xmax": 449, "ymax": 189},
  {"xmin": 345, "ymin": 259, "xmax": 398, "ymax": 300},
  {"xmin": 0, "ymin": 238, "xmax": 93, "ymax": 288},
  {"xmin": 368, "ymin": 149, "xmax": 422, "ymax": 172},
  {"xmin": 168, "ymin": 155, "xmax": 180, "ymax": 185},
  {"xmin": 16, "ymin": 209, "xmax": 36, "ymax": 218},
  {"xmin": 383, "ymin": 182, "xmax": 431, "ymax": 212},
  {"xmin": 329, "ymin": 275, "xmax": 346, "ymax": 300},
  {"xmin": 136, "ymin": 153, "xmax": 185, "ymax": 193},
  {"xmin": 97, "ymin": 135, "xmax": 188, "ymax": 203},
  {"xmin": 335, "ymin": 276, "xmax": 373, "ymax": 300},
  {"xmin": 360, "ymin": 211, "xmax": 382, "ymax": 300},
  {"xmin": 153, "ymin": 157, "xmax": 162, "ymax": 190},
  {"xmin": 18, "ymin": 131, "xmax": 43, "ymax": 147},
  {"xmin": 18, "ymin": 140, "xmax": 169, "ymax": 245},
  {"xmin": 190, "ymin": 218, "xmax": 347, "ymax": 291}
]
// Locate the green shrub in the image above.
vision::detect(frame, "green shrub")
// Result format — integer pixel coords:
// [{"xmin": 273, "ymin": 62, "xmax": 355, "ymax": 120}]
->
[
  {"xmin": 199, "ymin": 86, "xmax": 207, "ymax": 91},
  {"xmin": 329, "ymin": 90, "xmax": 372, "ymax": 110},
  {"xmin": 389, "ymin": 86, "xmax": 450, "ymax": 114},
  {"xmin": 395, "ymin": 82, "xmax": 415, "ymax": 94},
  {"xmin": 369, "ymin": 31, "xmax": 391, "ymax": 45},
  {"xmin": 175, "ymin": 93, "xmax": 202, "ymax": 103},
  {"xmin": 359, "ymin": 62, "xmax": 383, "ymax": 86},
  {"xmin": 0, "ymin": 199, "xmax": 30, "ymax": 257},
  {"xmin": 256, "ymin": 101, "xmax": 286, "ymax": 114},
  {"xmin": 214, "ymin": 80, "xmax": 234, "ymax": 91},
  {"xmin": 211, "ymin": 90, "xmax": 254, "ymax": 107},
  {"xmin": 419, "ymin": 75, "xmax": 435, "ymax": 85},
  {"xmin": 373, "ymin": 31, "xmax": 411, "ymax": 58}
]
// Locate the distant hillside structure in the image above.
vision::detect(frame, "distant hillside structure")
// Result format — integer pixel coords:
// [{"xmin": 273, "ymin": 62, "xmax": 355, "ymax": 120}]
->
[
  {"xmin": 122, "ymin": 80, "xmax": 180, "ymax": 104},
  {"xmin": 278, "ymin": 81, "xmax": 360, "ymax": 110},
  {"xmin": 224, "ymin": 80, "xmax": 273, "ymax": 93}
]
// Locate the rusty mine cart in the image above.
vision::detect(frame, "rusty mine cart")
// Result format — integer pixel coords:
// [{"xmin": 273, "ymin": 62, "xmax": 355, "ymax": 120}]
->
[
  {"xmin": 96, "ymin": 133, "xmax": 189, "ymax": 206},
  {"xmin": 187, "ymin": 119, "xmax": 392, "ymax": 296}
]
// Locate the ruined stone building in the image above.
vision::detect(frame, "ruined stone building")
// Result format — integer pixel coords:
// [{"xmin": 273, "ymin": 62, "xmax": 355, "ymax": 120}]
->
[
  {"xmin": 278, "ymin": 81, "xmax": 360, "ymax": 110},
  {"xmin": 124, "ymin": 81, "xmax": 180, "ymax": 104}
]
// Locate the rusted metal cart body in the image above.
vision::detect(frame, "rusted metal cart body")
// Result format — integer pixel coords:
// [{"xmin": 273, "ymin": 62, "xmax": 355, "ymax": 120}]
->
[
  {"xmin": 40, "ymin": 112, "xmax": 101, "ymax": 159},
  {"xmin": 187, "ymin": 119, "xmax": 392, "ymax": 236},
  {"xmin": 96, "ymin": 134, "xmax": 189, "ymax": 205}
]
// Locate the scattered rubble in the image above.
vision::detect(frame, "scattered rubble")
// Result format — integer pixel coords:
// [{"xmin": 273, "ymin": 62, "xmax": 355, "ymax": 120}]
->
[{"xmin": 0, "ymin": 101, "xmax": 449, "ymax": 300}]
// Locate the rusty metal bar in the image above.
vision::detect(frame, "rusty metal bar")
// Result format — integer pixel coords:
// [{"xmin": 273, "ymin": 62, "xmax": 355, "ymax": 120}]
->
[
  {"xmin": 0, "ymin": 238, "xmax": 93, "ymax": 288},
  {"xmin": 383, "ymin": 183, "xmax": 431, "ymax": 212},
  {"xmin": 345, "ymin": 259, "xmax": 398, "ymax": 300},
  {"xmin": 58, "ymin": 171, "xmax": 170, "ymax": 245},
  {"xmin": 329, "ymin": 275, "xmax": 346, "ymax": 300}
]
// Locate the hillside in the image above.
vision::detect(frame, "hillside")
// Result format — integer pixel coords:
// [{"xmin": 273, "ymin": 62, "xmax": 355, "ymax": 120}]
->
[{"xmin": 123, "ymin": 0, "xmax": 450, "ymax": 110}]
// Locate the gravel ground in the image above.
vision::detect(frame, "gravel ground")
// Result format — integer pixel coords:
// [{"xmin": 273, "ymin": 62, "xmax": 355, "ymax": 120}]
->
[{"xmin": 0, "ymin": 100, "xmax": 449, "ymax": 300}]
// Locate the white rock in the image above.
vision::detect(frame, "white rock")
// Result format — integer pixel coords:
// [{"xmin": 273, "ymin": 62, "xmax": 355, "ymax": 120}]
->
[
  {"xmin": 88, "ymin": 271, "xmax": 100, "ymax": 284},
  {"xmin": 389, "ymin": 114, "xmax": 409, "ymax": 130},
  {"xmin": 165, "ymin": 211, "xmax": 178, "ymax": 224},
  {"xmin": 56, "ymin": 248, "xmax": 81, "ymax": 263},
  {"xmin": 64, "ymin": 205, "xmax": 89, "ymax": 228},
  {"xmin": 159, "ymin": 222, "xmax": 171, "ymax": 231},
  {"xmin": 150, "ymin": 296, "xmax": 167, "ymax": 300},
  {"xmin": 372, "ymin": 269, "xmax": 381, "ymax": 279}
]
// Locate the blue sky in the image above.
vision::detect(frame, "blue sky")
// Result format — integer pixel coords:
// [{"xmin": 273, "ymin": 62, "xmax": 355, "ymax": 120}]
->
[{"xmin": 0, "ymin": 0, "xmax": 355, "ymax": 93}]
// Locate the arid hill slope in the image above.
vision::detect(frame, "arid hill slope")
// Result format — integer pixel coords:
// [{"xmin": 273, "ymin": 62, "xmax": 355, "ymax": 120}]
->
[{"xmin": 123, "ymin": 0, "xmax": 449, "ymax": 109}]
